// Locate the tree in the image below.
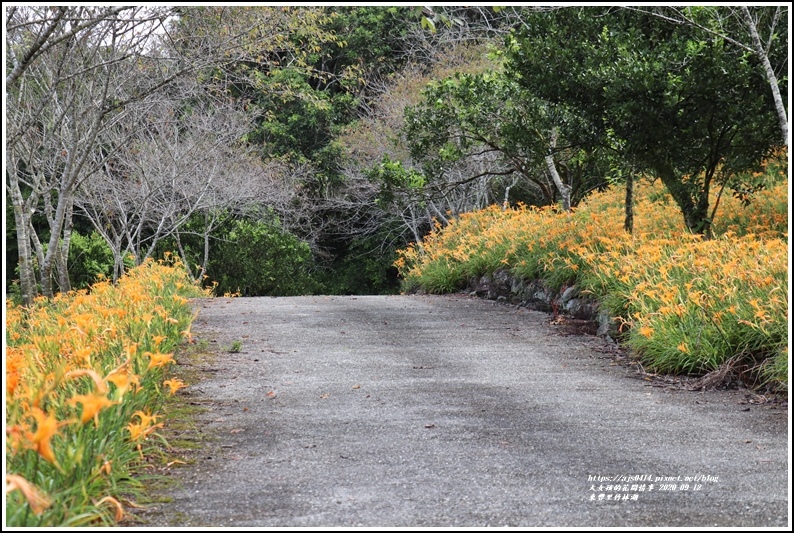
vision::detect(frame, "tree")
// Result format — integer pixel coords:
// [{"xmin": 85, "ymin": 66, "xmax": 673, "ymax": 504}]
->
[
  {"xmin": 73, "ymin": 91, "xmax": 270, "ymax": 282},
  {"xmin": 334, "ymin": 43, "xmax": 508, "ymax": 246},
  {"xmin": 626, "ymin": 6, "xmax": 788, "ymax": 146},
  {"xmin": 5, "ymin": 6, "xmax": 334, "ymax": 303},
  {"xmin": 403, "ymin": 70, "xmax": 609, "ymax": 213},
  {"xmin": 506, "ymin": 8, "xmax": 783, "ymax": 236}
]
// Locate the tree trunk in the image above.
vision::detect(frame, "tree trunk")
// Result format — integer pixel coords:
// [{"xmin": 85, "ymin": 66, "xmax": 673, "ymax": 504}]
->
[
  {"xmin": 40, "ymin": 187, "xmax": 74, "ymax": 298},
  {"xmin": 545, "ymin": 155, "xmax": 571, "ymax": 212},
  {"xmin": 201, "ymin": 227, "xmax": 211, "ymax": 282},
  {"xmin": 624, "ymin": 172, "xmax": 634, "ymax": 234},
  {"xmin": 656, "ymin": 164, "xmax": 710, "ymax": 237},
  {"xmin": 55, "ymin": 200, "xmax": 74, "ymax": 292},
  {"xmin": 112, "ymin": 250, "xmax": 125, "ymax": 283},
  {"xmin": 174, "ymin": 231, "xmax": 196, "ymax": 283},
  {"xmin": 7, "ymin": 177, "xmax": 38, "ymax": 305},
  {"xmin": 742, "ymin": 7, "xmax": 788, "ymax": 146},
  {"xmin": 545, "ymin": 127, "xmax": 572, "ymax": 212}
]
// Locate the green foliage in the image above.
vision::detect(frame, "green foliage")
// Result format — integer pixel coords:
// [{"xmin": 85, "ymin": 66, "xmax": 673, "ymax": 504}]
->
[
  {"xmin": 403, "ymin": 68, "xmax": 610, "ymax": 207},
  {"xmin": 506, "ymin": 7, "xmax": 783, "ymax": 234},
  {"xmin": 67, "ymin": 231, "xmax": 116, "ymax": 290},
  {"xmin": 323, "ymin": 6, "xmax": 414, "ymax": 81},
  {"xmin": 207, "ymin": 217, "xmax": 315, "ymax": 296},
  {"xmin": 758, "ymin": 348, "xmax": 788, "ymax": 392},
  {"xmin": 226, "ymin": 7, "xmax": 416, "ymax": 170},
  {"xmin": 246, "ymin": 67, "xmax": 346, "ymax": 163},
  {"xmin": 368, "ymin": 157, "xmax": 427, "ymax": 206},
  {"xmin": 312, "ymin": 228, "xmax": 402, "ymax": 295},
  {"xmin": 228, "ymin": 340, "xmax": 243, "ymax": 353}
]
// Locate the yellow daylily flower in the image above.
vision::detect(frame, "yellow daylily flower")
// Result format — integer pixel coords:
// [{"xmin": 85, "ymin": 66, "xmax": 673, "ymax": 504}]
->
[{"xmin": 145, "ymin": 351, "xmax": 175, "ymax": 370}]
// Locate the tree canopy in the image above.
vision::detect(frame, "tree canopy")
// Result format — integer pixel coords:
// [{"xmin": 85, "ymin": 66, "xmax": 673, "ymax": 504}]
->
[{"xmin": 505, "ymin": 7, "xmax": 784, "ymax": 235}]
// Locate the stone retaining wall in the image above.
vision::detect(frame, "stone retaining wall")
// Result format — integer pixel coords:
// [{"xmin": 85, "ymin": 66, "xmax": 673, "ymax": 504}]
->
[{"xmin": 468, "ymin": 270, "xmax": 617, "ymax": 339}]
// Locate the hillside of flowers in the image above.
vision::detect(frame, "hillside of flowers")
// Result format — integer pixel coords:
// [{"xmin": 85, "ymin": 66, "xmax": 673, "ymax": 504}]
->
[
  {"xmin": 5, "ymin": 255, "xmax": 209, "ymax": 526},
  {"xmin": 396, "ymin": 160, "xmax": 788, "ymax": 392}
]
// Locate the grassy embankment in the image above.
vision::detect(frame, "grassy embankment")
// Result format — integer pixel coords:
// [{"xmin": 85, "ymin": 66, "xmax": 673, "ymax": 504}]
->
[
  {"xmin": 5, "ymin": 255, "xmax": 209, "ymax": 526},
  {"xmin": 396, "ymin": 157, "xmax": 788, "ymax": 391}
]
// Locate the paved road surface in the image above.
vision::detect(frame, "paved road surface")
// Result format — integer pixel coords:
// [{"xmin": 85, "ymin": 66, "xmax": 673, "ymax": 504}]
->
[{"xmin": 138, "ymin": 295, "xmax": 788, "ymax": 527}]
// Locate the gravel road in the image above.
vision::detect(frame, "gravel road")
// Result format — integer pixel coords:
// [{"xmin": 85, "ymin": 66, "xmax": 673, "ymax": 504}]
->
[{"xmin": 137, "ymin": 294, "xmax": 789, "ymax": 527}]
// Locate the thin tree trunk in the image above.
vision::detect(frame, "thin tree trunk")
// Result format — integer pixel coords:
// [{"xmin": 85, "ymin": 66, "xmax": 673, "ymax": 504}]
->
[
  {"xmin": 56, "ymin": 200, "xmax": 74, "ymax": 292},
  {"xmin": 742, "ymin": 6, "xmax": 788, "ymax": 146},
  {"xmin": 545, "ymin": 127, "xmax": 572, "ymax": 212},
  {"xmin": 174, "ymin": 231, "xmax": 196, "ymax": 282},
  {"xmin": 7, "ymin": 176, "xmax": 38, "ymax": 305},
  {"xmin": 201, "ymin": 227, "xmax": 211, "ymax": 282},
  {"xmin": 112, "ymin": 250, "xmax": 125, "ymax": 283},
  {"xmin": 624, "ymin": 172, "xmax": 634, "ymax": 234},
  {"xmin": 545, "ymin": 155, "xmax": 571, "ymax": 212}
]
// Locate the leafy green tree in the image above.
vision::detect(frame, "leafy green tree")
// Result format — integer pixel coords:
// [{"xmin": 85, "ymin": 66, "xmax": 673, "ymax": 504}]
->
[
  {"xmin": 403, "ymin": 69, "xmax": 610, "ymax": 211},
  {"xmin": 626, "ymin": 6, "xmax": 788, "ymax": 145},
  {"xmin": 506, "ymin": 7, "xmax": 782, "ymax": 236}
]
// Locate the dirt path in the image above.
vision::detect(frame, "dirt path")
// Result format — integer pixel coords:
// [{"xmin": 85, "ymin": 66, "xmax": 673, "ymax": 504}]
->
[{"xmin": 136, "ymin": 295, "xmax": 788, "ymax": 527}]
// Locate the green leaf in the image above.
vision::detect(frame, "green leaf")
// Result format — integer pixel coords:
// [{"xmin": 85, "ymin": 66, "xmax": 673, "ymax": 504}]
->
[{"xmin": 421, "ymin": 16, "xmax": 436, "ymax": 33}]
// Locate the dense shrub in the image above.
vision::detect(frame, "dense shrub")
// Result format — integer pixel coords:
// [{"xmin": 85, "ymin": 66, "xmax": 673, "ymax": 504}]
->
[
  {"xmin": 67, "ymin": 231, "xmax": 117, "ymax": 290},
  {"xmin": 207, "ymin": 217, "xmax": 315, "ymax": 296}
]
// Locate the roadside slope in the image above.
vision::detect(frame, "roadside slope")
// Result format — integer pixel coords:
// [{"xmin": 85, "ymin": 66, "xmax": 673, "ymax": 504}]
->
[{"xmin": 138, "ymin": 295, "xmax": 788, "ymax": 527}]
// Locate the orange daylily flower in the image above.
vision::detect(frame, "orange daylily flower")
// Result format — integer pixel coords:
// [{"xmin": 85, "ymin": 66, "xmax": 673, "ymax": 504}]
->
[
  {"xmin": 68, "ymin": 394, "xmax": 118, "ymax": 426},
  {"xmin": 163, "ymin": 378, "xmax": 186, "ymax": 395},
  {"xmin": 124, "ymin": 343, "xmax": 139, "ymax": 359},
  {"xmin": 127, "ymin": 411, "xmax": 163, "ymax": 442},
  {"xmin": 71, "ymin": 346, "xmax": 92, "ymax": 366},
  {"xmin": 145, "ymin": 351, "xmax": 175, "ymax": 370},
  {"xmin": 27, "ymin": 407, "xmax": 63, "ymax": 465},
  {"xmin": 6, "ymin": 474, "xmax": 52, "ymax": 515},
  {"xmin": 133, "ymin": 410, "xmax": 159, "ymax": 428},
  {"xmin": 106, "ymin": 370, "xmax": 139, "ymax": 398}
]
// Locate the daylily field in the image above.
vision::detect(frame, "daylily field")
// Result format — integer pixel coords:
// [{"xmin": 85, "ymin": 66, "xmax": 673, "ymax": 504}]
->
[
  {"xmin": 396, "ymin": 157, "xmax": 788, "ymax": 391},
  {"xmin": 5, "ymin": 255, "xmax": 208, "ymax": 526}
]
